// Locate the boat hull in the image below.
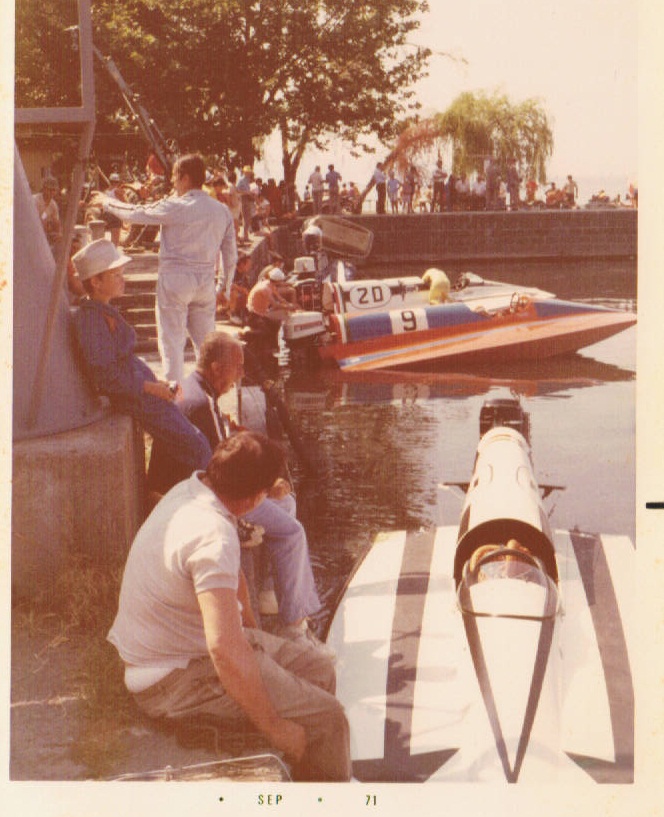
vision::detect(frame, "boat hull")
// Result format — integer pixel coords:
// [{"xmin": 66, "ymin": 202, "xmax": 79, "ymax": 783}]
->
[
  {"xmin": 318, "ymin": 302, "xmax": 636, "ymax": 372},
  {"xmin": 325, "ymin": 525, "xmax": 634, "ymax": 783}
]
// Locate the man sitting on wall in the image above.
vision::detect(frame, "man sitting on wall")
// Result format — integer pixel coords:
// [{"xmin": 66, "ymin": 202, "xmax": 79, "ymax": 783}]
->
[
  {"xmin": 147, "ymin": 331, "xmax": 326, "ymax": 651},
  {"xmin": 108, "ymin": 431, "xmax": 351, "ymax": 781}
]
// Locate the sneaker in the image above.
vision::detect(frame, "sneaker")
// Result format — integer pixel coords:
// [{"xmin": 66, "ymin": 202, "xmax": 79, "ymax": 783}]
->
[{"xmin": 277, "ymin": 621, "xmax": 336, "ymax": 662}]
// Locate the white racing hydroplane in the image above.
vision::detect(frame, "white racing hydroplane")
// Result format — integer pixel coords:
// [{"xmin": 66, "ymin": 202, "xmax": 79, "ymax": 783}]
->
[{"xmin": 325, "ymin": 398, "xmax": 634, "ymax": 783}]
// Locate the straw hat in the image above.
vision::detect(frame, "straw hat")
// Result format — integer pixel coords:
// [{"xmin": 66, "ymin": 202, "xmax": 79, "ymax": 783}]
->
[{"xmin": 72, "ymin": 239, "xmax": 131, "ymax": 281}]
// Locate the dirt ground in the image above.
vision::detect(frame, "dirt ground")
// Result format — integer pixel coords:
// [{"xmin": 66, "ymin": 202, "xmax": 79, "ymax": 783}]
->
[{"xmin": 10, "ymin": 612, "xmax": 287, "ymax": 782}]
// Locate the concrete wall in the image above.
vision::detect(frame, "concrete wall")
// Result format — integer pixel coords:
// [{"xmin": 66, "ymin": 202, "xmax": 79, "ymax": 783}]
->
[
  {"xmin": 351, "ymin": 209, "xmax": 637, "ymax": 264},
  {"xmin": 12, "ymin": 413, "xmax": 146, "ymax": 601},
  {"xmin": 275, "ymin": 209, "xmax": 637, "ymax": 265}
]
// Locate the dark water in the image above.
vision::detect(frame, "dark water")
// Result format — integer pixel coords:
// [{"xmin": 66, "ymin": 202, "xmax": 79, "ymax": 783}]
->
[{"xmin": 280, "ymin": 259, "xmax": 637, "ymax": 626}]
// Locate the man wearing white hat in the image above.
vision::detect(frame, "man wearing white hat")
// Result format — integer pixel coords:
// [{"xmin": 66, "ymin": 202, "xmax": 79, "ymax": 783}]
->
[
  {"xmin": 246, "ymin": 268, "xmax": 297, "ymax": 343},
  {"xmin": 94, "ymin": 153, "xmax": 237, "ymax": 383},
  {"xmin": 71, "ymin": 238, "xmax": 211, "ymax": 476}
]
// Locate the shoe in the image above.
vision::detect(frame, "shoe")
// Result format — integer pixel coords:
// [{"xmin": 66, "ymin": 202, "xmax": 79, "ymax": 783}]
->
[
  {"xmin": 258, "ymin": 589, "xmax": 279, "ymax": 616},
  {"xmin": 277, "ymin": 621, "xmax": 336, "ymax": 662}
]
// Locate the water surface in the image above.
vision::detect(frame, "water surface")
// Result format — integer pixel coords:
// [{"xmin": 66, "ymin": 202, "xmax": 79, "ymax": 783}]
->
[{"xmin": 279, "ymin": 259, "xmax": 637, "ymax": 623}]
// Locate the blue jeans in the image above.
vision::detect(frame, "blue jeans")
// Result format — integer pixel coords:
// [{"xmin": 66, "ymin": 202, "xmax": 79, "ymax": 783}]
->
[
  {"xmin": 244, "ymin": 495, "xmax": 321, "ymax": 625},
  {"xmin": 138, "ymin": 391, "xmax": 212, "ymax": 474}
]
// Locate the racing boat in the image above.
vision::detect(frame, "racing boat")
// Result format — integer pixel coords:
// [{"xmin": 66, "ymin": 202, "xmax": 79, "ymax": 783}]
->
[
  {"xmin": 282, "ymin": 267, "xmax": 636, "ymax": 372},
  {"xmin": 325, "ymin": 398, "xmax": 634, "ymax": 783}
]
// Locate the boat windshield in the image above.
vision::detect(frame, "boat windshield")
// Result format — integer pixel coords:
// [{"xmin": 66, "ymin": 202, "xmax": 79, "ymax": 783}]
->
[{"xmin": 457, "ymin": 541, "xmax": 559, "ymax": 621}]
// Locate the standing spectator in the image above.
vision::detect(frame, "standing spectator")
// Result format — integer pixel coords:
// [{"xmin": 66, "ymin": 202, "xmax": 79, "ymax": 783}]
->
[
  {"xmin": 431, "ymin": 159, "xmax": 447, "ymax": 213},
  {"xmin": 498, "ymin": 177, "xmax": 507, "ymax": 210},
  {"xmin": 564, "ymin": 174, "xmax": 579, "ymax": 207},
  {"xmin": 237, "ymin": 165, "xmax": 258, "ymax": 245},
  {"xmin": 347, "ymin": 182, "xmax": 361, "ymax": 214},
  {"xmin": 102, "ymin": 173, "xmax": 125, "ymax": 246},
  {"xmin": 386, "ymin": 170, "xmax": 402, "ymax": 214},
  {"xmin": 372, "ymin": 162, "xmax": 387, "ymax": 214},
  {"xmin": 402, "ymin": 165, "xmax": 417, "ymax": 214},
  {"xmin": 455, "ymin": 173, "xmax": 471, "ymax": 210},
  {"xmin": 325, "ymin": 164, "xmax": 342, "ymax": 214},
  {"xmin": 263, "ymin": 178, "xmax": 282, "ymax": 220},
  {"xmin": 470, "ymin": 173, "xmax": 486, "ymax": 210},
  {"xmin": 223, "ymin": 170, "xmax": 242, "ymax": 238},
  {"xmin": 525, "ymin": 175, "xmax": 538, "ymax": 206},
  {"xmin": 507, "ymin": 160, "xmax": 521, "ymax": 210},
  {"xmin": 33, "ymin": 176, "xmax": 61, "ymax": 247},
  {"xmin": 98, "ymin": 153, "xmax": 237, "ymax": 382},
  {"xmin": 446, "ymin": 171, "xmax": 456, "ymax": 212},
  {"xmin": 485, "ymin": 156, "xmax": 499, "ymax": 210},
  {"xmin": 308, "ymin": 166, "xmax": 324, "ymax": 215}
]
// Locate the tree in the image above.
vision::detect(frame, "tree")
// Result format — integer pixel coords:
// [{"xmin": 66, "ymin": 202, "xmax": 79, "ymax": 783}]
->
[
  {"xmin": 15, "ymin": 0, "xmax": 82, "ymax": 109},
  {"xmin": 262, "ymin": 0, "xmax": 432, "ymax": 198},
  {"xmin": 18, "ymin": 1, "xmax": 431, "ymax": 185},
  {"xmin": 389, "ymin": 90, "xmax": 554, "ymax": 183}
]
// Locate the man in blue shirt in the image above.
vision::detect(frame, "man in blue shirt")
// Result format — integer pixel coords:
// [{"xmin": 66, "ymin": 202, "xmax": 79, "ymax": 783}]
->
[{"xmin": 325, "ymin": 164, "xmax": 342, "ymax": 214}]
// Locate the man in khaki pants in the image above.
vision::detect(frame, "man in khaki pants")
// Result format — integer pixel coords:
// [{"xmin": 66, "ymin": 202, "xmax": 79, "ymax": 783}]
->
[{"xmin": 108, "ymin": 432, "xmax": 351, "ymax": 781}]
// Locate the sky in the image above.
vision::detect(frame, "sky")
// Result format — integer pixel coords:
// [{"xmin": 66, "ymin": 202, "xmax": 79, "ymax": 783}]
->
[{"xmin": 256, "ymin": 0, "xmax": 639, "ymax": 201}]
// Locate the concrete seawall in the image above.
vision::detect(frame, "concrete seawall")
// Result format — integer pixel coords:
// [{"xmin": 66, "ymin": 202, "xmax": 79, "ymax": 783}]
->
[{"xmin": 275, "ymin": 209, "xmax": 637, "ymax": 265}]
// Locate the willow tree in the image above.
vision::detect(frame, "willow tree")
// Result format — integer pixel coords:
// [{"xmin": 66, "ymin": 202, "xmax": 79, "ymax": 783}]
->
[{"xmin": 390, "ymin": 90, "xmax": 554, "ymax": 182}]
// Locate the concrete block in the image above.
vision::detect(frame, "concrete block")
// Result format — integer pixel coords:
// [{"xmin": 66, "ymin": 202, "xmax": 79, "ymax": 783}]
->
[{"xmin": 12, "ymin": 413, "xmax": 146, "ymax": 600}]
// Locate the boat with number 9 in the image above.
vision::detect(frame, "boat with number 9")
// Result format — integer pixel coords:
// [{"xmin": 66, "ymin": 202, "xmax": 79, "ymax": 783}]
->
[{"xmin": 280, "ymin": 218, "xmax": 636, "ymax": 372}]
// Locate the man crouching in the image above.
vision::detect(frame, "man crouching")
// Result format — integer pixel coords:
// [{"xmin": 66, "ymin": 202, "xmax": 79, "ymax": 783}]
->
[{"xmin": 108, "ymin": 431, "xmax": 351, "ymax": 781}]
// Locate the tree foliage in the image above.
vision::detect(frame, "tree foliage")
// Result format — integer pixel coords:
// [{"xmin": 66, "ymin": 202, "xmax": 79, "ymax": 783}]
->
[
  {"xmin": 16, "ymin": 0, "xmax": 432, "ymax": 182},
  {"xmin": 390, "ymin": 90, "xmax": 554, "ymax": 182},
  {"xmin": 15, "ymin": 0, "xmax": 82, "ymax": 108}
]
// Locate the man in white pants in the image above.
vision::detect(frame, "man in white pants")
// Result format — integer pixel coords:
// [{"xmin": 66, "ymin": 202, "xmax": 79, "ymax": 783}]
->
[{"xmin": 98, "ymin": 154, "xmax": 237, "ymax": 382}]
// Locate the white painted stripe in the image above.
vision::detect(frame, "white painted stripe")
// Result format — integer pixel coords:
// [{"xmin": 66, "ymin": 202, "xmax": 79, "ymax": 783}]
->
[
  {"xmin": 327, "ymin": 530, "xmax": 407, "ymax": 761},
  {"xmin": 555, "ymin": 530, "xmax": 615, "ymax": 761}
]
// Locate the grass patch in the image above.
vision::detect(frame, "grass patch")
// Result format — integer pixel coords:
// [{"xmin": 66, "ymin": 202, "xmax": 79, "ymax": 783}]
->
[{"xmin": 13, "ymin": 548, "xmax": 137, "ymax": 778}]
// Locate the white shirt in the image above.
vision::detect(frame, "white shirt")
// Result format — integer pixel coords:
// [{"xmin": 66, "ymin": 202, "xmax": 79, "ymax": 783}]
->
[
  {"xmin": 372, "ymin": 167, "xmax": 387, "ymax": 185},
  {"xmin": 308, "ymin": 170, "xmax": 324, "ymax": 192},
  {"xmin": 103, "ymin": 189, "xmax": 237, "ymax": 289},
  {"xmin": 107, "ymin": 473, "xmax": 241, "ymax": 690},
  {"xmin": 33, "ymin": 193, "xmax": 59, "ymax": 225}
]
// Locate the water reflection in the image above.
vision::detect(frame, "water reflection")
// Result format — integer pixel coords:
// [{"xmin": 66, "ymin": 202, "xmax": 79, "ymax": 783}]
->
[{"xmin": 285, "ymin": 351, "xmax": 635, "ymax": 410}]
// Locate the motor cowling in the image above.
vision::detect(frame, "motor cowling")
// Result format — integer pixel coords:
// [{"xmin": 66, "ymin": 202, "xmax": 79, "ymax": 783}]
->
[
  {"xmin": 282, "ymin": 311, "xmax": 327, "ymax": 345},
  {"xmin": 454, "ymin": 425, "xmax": 557, "ymax": 584}
]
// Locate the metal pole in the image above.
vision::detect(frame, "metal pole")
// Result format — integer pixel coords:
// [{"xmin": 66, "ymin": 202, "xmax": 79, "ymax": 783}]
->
[{"xmin": 26, "ymin": 0, "xmax": 95, "ymax": 429}]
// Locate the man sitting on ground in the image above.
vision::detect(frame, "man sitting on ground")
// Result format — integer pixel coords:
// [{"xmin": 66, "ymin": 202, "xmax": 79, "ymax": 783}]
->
[
  {"xmin": 108, "ymin": 431, "xmax": 351, "ymax": 781},
  {"xmin": 147, "ymin": 331, "xmax": 325, "ymax": 650}
]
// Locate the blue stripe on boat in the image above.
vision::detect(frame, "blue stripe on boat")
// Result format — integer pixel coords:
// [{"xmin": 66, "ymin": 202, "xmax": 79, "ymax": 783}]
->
[
  {"xmin": 345, "ymin": 312, "xmax": 394, "ymax": 342},
  {"xmin": 345, "ymin": 304, "xmax": 486, "ymax": 343},
  {"xmin": 425, "ymin": 303, "xmax": 488, "ymax": 329}
]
